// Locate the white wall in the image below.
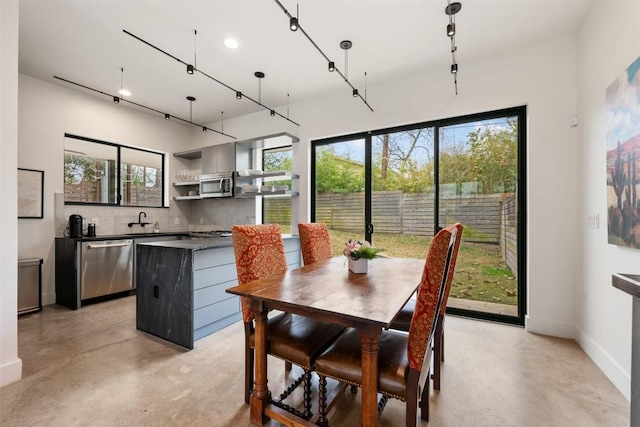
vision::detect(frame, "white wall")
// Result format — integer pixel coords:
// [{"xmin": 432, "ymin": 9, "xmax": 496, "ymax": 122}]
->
[
  {"xmin": 0, "ymin": 0, "xmax": 22, "ymax": 388},
  {"xmin": 575, "ymin": 1, "xmax": 640, "ymax": 401},
  {"xmin": 217, "ymin": 33, "xmax": 580, "ymax": 340},
  {"xmin": 17, "ymin": 75, "xmax": 199, "ymax": 306}
]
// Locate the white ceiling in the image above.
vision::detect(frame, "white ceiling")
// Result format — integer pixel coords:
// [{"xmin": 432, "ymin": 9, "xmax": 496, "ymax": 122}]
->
[{"xmin": 18, "ymin": 0, "xmax": 593, "ymax": 127}]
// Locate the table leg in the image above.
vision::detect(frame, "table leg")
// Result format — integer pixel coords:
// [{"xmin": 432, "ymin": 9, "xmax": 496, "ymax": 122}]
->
[
  {"xmin": 250, "ymin": 303, "xmax": 269, "ymax": 425},
  {"xmin": 359, "ymin": 325, "xmax": 381, "ymax": 426}
]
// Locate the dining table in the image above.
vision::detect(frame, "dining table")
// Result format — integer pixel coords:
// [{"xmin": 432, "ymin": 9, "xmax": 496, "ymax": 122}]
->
[{"xmin": 226, "ymin": 256, "xmax": 426, "ymax": 426}]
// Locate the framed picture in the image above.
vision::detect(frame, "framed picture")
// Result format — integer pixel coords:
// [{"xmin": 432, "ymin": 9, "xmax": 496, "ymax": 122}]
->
[{"xmin": 18, "ymin": 168, "xmax": 44, "ymax": 219}]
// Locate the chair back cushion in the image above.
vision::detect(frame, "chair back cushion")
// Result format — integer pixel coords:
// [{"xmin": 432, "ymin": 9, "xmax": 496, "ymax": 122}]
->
[
  {"xmin": 407, "ymin": 226, "xmax": 456, "ymax": 371},
  {"xmin": 439, "ymin": 223, "xmax": 463, "ymax": 315},
  {"xmin": 298, "ymin": 222, "xmax": 333, "ymax": 265},
  {"xmin": 232, "ymin": 224, "xmax": 287, "ymax": 321}
]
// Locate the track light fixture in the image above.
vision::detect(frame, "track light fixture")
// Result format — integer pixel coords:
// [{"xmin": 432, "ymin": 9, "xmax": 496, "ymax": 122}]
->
[
  {"xmin": 202, "ymin": 127, "xmax": 207, "ymax": 132},
  {"xmin": 122, "ymin": 29, "xmax": 300, "ymax": 126},
  {"xmin": 445, "ymin": 1, "xmax": 462, "ymax": 95},
  {"xmin": 113, "ymin": 96, "xmax": 119, "ymax": 104},
  {"xmin": 236, "ymin": 91, "xmax": 242, "ymax": 99},
  {"xmin": 273, "ymin": 0, "xmax": 373, "ymax": 112},
  {"xmin": 53, "ymin": 76, "xmax": 235, "ymax": 138},
  {"xmin": 270, "ymin": 110, "xmax": 275, "ymax": 117},
  {"xmin": 186, "ymin": 64, "xmax": 194, "ymax": 74},
  {"xmin": 353, "ymin": 89, "xmax": 358, "ymax": 97},
  {"xmin": 290, "ymin": 17, "xmax": 298, "ymax": 31}
]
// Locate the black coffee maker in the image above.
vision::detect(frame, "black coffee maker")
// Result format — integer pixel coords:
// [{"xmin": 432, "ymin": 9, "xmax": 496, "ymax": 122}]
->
[{"xmin": 69, "ymin": 214, "xmax": 83, "ymax": 238}]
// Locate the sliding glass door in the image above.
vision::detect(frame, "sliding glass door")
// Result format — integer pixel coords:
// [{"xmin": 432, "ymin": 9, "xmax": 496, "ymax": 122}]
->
[{"xmin": 311, "ymin": 106, "xmax": 526, "ymax": 325}]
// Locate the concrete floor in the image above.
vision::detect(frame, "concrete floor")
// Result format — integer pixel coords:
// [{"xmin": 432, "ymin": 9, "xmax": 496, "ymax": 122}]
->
[{"xmin": 0, "ymin": 296, "xmax": 629, "ymax": 426}]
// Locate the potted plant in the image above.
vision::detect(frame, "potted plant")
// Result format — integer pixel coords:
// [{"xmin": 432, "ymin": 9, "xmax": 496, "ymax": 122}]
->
[{"xmin": 344, "ymin": 239, "xmax": 385, "ymax": 274}]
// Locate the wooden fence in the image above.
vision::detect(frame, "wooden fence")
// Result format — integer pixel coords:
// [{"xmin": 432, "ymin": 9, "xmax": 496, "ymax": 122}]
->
[
  {"xmin": 500, "ymin": 194, "xmax": 518, "ymax": 276},
  {"xmin": 65, "ymin": 181, "xmax": 162, "ymax": 206},
  {"xmin": 315, "ymin": 192, "xmax": 504, "ymax": 243}
]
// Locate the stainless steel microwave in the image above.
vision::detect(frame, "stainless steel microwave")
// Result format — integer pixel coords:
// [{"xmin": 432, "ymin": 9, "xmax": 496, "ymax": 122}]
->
[{"xmin": 199, "ymin": 172, "xmax": 234, "ymax": 198}]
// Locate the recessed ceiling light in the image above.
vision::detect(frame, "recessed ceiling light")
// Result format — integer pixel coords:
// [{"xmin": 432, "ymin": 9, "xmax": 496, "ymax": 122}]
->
[
  {"xmin": 118, "ymin": 89, "xmax": 131, "ymax": 97},
  {"xmin": 224, "ymin": 38, "xmax": 239, "ymax": 49}
]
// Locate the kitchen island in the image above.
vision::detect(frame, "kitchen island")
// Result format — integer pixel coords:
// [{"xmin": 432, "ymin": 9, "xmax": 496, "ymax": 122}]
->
[{"xmin": 136, "ymin": 235, "xmax": 301, "ymax": 349}]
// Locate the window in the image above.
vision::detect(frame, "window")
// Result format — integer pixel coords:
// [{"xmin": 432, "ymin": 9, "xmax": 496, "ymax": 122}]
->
[
  {"xmin": 64, "ymin": 134, "xmax": 165, "ymax": 207},
  {"xmin": 262, "ymin": 146, "xmax": 292, "ymax": 234}
]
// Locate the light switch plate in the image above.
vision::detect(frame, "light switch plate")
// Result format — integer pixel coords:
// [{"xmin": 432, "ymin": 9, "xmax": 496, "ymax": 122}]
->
[{"xmin": 587, "ymin": 213, "xmax": 599, "ymax": 229}]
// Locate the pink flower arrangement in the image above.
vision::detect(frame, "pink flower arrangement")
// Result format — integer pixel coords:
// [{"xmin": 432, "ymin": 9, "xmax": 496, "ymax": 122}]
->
[{"xmin": 343, "ymin": 239, "xmax": 385, "ymax": 260}]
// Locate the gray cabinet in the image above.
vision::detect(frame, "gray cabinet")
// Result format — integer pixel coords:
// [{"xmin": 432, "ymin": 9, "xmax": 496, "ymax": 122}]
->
[{"xmin": 201, "ymin": 143, "xmax": 235, "ymax": 174}]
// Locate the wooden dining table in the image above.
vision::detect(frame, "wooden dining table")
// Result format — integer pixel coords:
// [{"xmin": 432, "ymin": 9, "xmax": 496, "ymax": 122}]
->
[{"xmin": 226, "ymin": 256, "xmax": 426, "ymax": 426}]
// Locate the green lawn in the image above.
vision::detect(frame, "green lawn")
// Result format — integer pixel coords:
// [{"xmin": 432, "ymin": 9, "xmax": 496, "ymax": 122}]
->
[{"xmin": 327, "ymin": 229, "xmax": 517, "ymax": 306}]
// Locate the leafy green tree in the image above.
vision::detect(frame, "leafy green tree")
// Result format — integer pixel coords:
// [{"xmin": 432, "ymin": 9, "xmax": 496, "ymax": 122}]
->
[
  {"xmin": 467, "ymin": 118, "xmax": 517, "ymax": 193},
  {"xmin": 315, "ymin": 146, "xmax": 364, "ymax": 193}
]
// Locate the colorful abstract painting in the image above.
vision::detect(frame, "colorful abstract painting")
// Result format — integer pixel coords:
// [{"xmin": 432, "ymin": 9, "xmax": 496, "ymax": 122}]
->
[{"xmin": 606, "ymin": 55, "xmax": 640, "ymax": 249}]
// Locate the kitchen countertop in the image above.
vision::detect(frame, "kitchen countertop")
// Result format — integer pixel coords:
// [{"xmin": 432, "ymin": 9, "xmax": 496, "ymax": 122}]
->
[
  {"xmin": 55, "ymin": 231, "xmax": 190, "ymax": 242},
  {"xmin": 137, "ymin": 234, "xmax": 298, "ymax": 251}
]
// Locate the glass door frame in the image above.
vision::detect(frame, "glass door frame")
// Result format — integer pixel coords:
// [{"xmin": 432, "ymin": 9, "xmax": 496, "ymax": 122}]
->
[{"xmin": 310, "ymin": 105, "xmax": 527, "ymax": 326}]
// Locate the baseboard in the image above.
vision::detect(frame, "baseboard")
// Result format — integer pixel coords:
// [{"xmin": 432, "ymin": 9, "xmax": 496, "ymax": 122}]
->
[
  {"xmin": 0, "ymin": 357, "xmax": 22, "ymax": 387},
  {"xmin": 575, "ymin": 326, "xmax": 631, "ymax": 401},
  {"xmin": 525, "ymin": 314, "xmax": 575, "ymax": 339}
]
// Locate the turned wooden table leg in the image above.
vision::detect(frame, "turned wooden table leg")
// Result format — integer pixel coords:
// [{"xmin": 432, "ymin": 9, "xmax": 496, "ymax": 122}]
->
[
  {"xmin": 359, "ymin": 325, "xmax": 381, "ymax": 427},
  {"xmin": 250, "ymin": 302, "xmax": 270, "ymax": 425}
]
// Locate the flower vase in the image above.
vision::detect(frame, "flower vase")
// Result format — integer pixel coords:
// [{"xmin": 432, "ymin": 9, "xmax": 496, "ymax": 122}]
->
[{"xmin": 349, "ymin": 258, "xmax": 368, "ymax": 274}]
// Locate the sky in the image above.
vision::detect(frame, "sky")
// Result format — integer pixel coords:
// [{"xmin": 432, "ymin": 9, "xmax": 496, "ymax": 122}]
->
[{"xmin": 606, "ymin": 55, "xmax": 640, "ymax": 149}]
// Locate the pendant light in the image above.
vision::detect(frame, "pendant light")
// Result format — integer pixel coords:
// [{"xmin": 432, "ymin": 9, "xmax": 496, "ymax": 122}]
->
[
  {"xmin": 118, "ymin": 67, "xmax": 131, "ymax": 97},
  {"xmin": 186, "ymin": 30, "xmax": 197, "ymax": 74},
  {"xmin": 445, "ymin": 1, "xmax": 462, "ymax": 95}
]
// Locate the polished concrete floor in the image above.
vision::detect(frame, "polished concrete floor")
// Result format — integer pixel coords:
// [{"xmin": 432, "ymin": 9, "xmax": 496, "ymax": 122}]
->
[{"xmin": 1, "ymin": 296, "xmax": 629, "ymax": 426}]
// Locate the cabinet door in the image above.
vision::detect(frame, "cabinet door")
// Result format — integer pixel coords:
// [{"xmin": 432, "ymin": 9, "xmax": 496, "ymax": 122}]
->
[{"xmin": 216, "ymin": 143, "xmax": 236, "ymax": 172}]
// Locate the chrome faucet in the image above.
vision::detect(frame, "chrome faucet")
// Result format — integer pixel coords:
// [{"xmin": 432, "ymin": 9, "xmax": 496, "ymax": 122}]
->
[{"xmin": 128, "ymin": 211, "xmax": 151, "ymax": 228}]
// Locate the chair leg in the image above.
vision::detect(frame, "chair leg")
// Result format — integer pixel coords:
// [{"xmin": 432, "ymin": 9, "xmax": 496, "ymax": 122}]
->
[
  {"xmin": 441, "ymin": 314, "xmax": 445, "ymax": 362},
  {"xmin": 406, "ymin": 370, "xmax": 420, "ymax": 427},
  {"xmin": 420, "ymin": 367, "xmax": 430, "ymax": 422},
  {"xmin": 303, "ymin": 370, "xmax": 313, "ymax": 419},
  {"xmin": 318, "ymin": 374, "xmax": 329, "ymax": 427},
  {"xmin": 245, "ymin": 346, "xmax": 254, "ymax": 404},
  {"xmin": 285, "ymin": 361, "xmax": 293, "ymax": 371}
]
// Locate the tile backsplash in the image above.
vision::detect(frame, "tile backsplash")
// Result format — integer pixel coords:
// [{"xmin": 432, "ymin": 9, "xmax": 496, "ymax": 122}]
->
[{"xmin": 54, "ymin": 193, "xmax": 255, "ymax": 236}]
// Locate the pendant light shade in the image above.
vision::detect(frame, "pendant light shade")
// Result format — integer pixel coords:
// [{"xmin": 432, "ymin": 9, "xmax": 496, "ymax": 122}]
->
[
  {"xmin": 328, "ymin": 61, "xmax": 335, "ymax": 72},
  {"xmin": 290, "ymin": 17, "xmax": 298, "ymax": 31}
]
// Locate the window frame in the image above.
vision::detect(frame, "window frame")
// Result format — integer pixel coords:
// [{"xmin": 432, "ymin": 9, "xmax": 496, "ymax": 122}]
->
[{"xmin": 64, "ymin": 133, "xmax": 166, "ymax": 208}]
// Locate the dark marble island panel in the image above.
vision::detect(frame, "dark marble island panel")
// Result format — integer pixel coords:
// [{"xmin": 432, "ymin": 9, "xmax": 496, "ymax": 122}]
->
[{"xmin": 136, "ymin": 236, "xmax": 300, "ymax": 350}]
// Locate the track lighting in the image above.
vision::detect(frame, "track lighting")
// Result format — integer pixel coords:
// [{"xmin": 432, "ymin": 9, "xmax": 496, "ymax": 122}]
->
[
  {"xmin": 202, "ymin": 127, "xmax": 207, "ymax": 132},
  {"xmin": 270, "ymin": 110, "xmax": 275, "ymax": 117},
  {"xmin": 353, "ymin": 89, "xmax": 358, "ymax": 97},
  {"xmin": 123, "ymin": 29, "xmax": 300, "ymax": 127},
  {"xmin": 451, "ymin": 63, "xmax": 458, "ymax": 74},
  {"xmin": 273, "ymin": 1, "xmax": 373, "ymax": 112},
  {"xmin": 53, "ymin": 75, "xmax": 236, "ymax": 138},
  {"xmin": 236, "ymin": 91, "xmax": 242, "ymax": 99},
  {"xmin": 447, "ymin": 23, "xmax": 455, "ymax": 37},
  {"xmin": 290, "ymin": 17, "xmax": 298, "ymax": 31}
]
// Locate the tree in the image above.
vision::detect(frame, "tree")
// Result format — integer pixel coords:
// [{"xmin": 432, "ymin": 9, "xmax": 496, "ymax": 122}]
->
[{"xmin": 315, "ymin": 146, "xmax": 364, "ymax": 193}]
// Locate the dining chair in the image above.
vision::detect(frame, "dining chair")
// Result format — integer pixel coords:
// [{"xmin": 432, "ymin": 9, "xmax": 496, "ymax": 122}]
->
[
  {"xmin": 231, "ymin": 224, "xmax": 345, "ymax": 418},
  {"xmin": 298, "ymin": 222, "xmax": 333, "ymax": 265},
  {"xmin": 313, "ymin": 225, "xmax": 459, "ymax": 427},
  {"xmin": 389, "ymin": 222, "xmax": 463, "ymax": 391}
]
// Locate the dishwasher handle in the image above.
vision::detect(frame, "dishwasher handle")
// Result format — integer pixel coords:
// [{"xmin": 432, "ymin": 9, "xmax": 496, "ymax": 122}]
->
[{"xmin": 87, "ymin": 241, "xmax": 132, "ymax": 249}]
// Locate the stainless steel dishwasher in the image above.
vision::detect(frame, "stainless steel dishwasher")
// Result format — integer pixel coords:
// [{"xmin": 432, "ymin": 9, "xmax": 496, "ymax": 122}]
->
[{"xmin": 80, "ymin": 239, "xmax": 133, "ymax": 300}]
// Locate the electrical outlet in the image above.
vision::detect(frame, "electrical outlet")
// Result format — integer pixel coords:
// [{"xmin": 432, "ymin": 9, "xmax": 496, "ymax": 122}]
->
[
  {"xmin": 587, "ymin": 213, "xmax": 599, "ymax": 229},
  {"xmin": 91, "ymin": 217, "xmax": 98, "ymax": 226},
  {"xmin": 174, "ymin": 217, "xmax": 180, "ymax": 225}
]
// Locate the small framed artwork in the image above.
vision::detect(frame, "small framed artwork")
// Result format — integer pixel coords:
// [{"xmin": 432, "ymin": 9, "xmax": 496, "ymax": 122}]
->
[{"xmin": 18, "ymin": 168, "xmax": 44, "ymax": 219}]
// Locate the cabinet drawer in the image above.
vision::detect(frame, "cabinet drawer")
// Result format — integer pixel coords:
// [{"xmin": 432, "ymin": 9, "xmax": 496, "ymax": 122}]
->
[
  {"xmin": 193, "ymin": 296, "xmax": 239, "ymax": 329},
  {"xmin": 193, "ymin": 265, "xmax": 238, "ymax": 291},
  {"xmin": 193, "ymin": 247, "xmax": 236, "ymax": 270},
  {"xmin": 194, "ymin": 280, "xmax": 237, "ymax": 310}
]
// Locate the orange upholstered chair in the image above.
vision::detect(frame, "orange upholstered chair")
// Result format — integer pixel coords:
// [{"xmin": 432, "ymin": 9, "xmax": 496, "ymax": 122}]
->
[
  {"xmin": 314, "ymin": 224, "xmax": 459, "ymax": 426},
  {"xmin": 389, "ymin": 223, "xmax": 463, "ymax": 390},
  {"xmin": 232, "ymin": 224, "xmax": 345, "ymax": 417},
  {"xmin": 298, "ymin": 222, "xmax": 333, "ymax": 265}
]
